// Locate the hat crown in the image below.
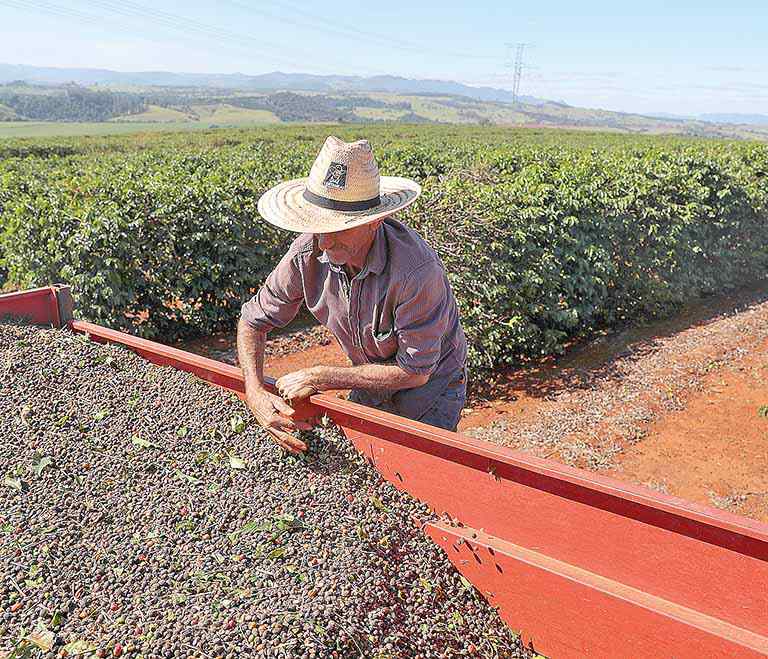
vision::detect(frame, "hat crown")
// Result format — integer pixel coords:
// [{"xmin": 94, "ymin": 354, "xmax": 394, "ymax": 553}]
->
[{"xmin": 306, "ymin": 136, "xmax": 380, "ymax": 203}]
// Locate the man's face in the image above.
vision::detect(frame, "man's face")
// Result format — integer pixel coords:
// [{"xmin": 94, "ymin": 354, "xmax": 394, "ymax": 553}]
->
[{"xmin": 316, "ymin": 220, "xmax": 381, "ymax": 266}]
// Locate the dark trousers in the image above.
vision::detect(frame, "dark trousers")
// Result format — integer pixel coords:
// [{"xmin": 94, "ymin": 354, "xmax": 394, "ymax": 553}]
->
[{"xmin": 348, "ymin": 365, "xmax": 468, "ymax": 432}]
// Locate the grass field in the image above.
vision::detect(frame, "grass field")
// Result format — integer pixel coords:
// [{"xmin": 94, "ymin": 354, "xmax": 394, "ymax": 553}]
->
[
  {"xmin": 0, "ymin": 113, "xmax": 280, "ymax": 139},
  {"xmin": 111, "ymin": 104, "xmax": 193, "ymax": 123},
  {"xmin": 352, "ymin": 107, "xmax": 410, "ymax": 121},
  {"xmin": 0, "ymin": 120, "xmax": 224, "ymax": 138},
  {"xmin": 191, "ymin": 103, "xmax": 280, "ymax": 124}
]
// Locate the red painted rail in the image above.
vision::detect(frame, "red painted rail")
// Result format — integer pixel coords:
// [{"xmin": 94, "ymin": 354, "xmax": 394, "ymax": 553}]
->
[
  {"xmin": 0, "ymin": 285, "xmax": 71, "ymax": 328},
  {"xmin": 2, "ymin": 289, "xmax": 767, "ymax": 658}
]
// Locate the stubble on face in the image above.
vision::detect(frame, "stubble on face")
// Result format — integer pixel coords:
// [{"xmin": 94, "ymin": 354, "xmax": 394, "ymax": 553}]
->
[{"xmin": 318, "ymin": 221, "xmax": 381, "ymax": 267}]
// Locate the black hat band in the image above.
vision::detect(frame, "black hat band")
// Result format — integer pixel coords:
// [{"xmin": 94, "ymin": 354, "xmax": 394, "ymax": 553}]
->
[{"xmin": 303, "ymin": 188, "xmax": 381, "ymax": 211}]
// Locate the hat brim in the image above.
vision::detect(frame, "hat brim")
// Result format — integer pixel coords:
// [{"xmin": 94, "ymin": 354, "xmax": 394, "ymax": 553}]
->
[{"xmin": 257, "ymin": 176, "xmax": 421, "ymax": 233}]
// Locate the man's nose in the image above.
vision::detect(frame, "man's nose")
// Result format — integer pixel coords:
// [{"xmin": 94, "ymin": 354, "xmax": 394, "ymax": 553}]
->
[{"xmin": 317, "ymin": 234, "xmax": 334, "ymax": 250}]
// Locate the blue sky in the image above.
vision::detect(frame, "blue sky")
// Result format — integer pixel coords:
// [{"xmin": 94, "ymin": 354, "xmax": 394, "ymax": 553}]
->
[{"xmin": 1, "ymin": 0, "xmax": 766, "ymax": 115}]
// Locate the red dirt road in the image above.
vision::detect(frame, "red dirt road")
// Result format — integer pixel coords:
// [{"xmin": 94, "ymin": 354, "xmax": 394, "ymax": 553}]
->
[{"xmin": 608, "ymin": 341, "xmax": 768, "ymax": 522}]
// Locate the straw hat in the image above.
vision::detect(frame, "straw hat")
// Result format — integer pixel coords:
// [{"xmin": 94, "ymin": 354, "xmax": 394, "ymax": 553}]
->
[{"xmin": 257, "ymin": 136, "xmax": 421, "ymax": 234}]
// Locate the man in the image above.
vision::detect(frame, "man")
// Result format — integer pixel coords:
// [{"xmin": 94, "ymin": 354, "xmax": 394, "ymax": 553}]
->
[{"xmin": 238, "ymin": 136, "xmax": 468, "ymax": 454}]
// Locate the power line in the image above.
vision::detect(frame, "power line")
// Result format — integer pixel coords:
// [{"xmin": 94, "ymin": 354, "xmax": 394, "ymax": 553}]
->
[
  {"xmin": 225, "ymin": 0, "xmax": 501, "ymax": 61},
  {"xmin": 0, "ymin": 0, "xmax": 304, "ymax": 70},
  {"xmin": 2, "ymin": 0, "xmax": 504, "ymax": 84},
  {"xmin": 83, "ymin": 0, "xmax": 313, "ymax": 62},
  {"xmin": 0, "ymin": 0, "xmax": 371, "ymax": 76},
  {"xmin": 220, "ymin": 0, "xmax": 414, "ymax": 52},
  {"xmin": 80, "ymin": 0, "xmax": 378, "ymax": 74}
]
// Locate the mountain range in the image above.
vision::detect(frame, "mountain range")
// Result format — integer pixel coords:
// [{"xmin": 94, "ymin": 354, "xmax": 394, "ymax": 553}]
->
[
  {"xmin": 0, "ymin": 63, "xmax": 547, "ymax": 106},
  {"xmin": 0, "ymin": 63, "xmax": 766, "ymax": 142}
]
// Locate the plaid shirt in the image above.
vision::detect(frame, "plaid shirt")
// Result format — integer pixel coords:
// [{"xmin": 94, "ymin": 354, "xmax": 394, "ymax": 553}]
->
[{"xmin": 241, "ymin": 218, "xmax": 467, "ymax": 420}]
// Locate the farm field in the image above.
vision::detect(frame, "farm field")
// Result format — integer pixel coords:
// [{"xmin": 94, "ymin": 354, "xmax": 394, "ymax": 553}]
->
[
  {"xmin": 0, "ymin": 115, "xmax": 283, "ymax": 138},
  {"xmin": 0, "ymin": 120, "xmax": 720, "ymax": 149},
  {"xmin": 188, "ymin": 104, "xmax": 280, "ymax": 124},
  {"xmin": 0, "ymin": 120, "xmax": 225, "ymax": 138},
  {"xmin": 110, "ymin": 104, "xmax": 193, "ymax": 122},
  {"xmin": 2, "ymin": 122, "xmax": 767, "ymax": 355}
]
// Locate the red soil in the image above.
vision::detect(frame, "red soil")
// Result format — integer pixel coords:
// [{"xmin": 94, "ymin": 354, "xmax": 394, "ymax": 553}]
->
[
  {"xmin": 607, "ymin": 342, "xmax": 768, "ymax": 522},
  {"xmin": 457, "ymin": 284, "xmax": 768, "ymax": 523},
  {"xmin": 264, "ymin": 341, "xmax": 350, "ymax": 379}
]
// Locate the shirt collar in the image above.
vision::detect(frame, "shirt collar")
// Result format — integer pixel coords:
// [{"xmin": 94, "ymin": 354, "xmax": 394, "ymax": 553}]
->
[{"xmin": 315, "ymin": 224, "xmax": 387, "ymax": 278}]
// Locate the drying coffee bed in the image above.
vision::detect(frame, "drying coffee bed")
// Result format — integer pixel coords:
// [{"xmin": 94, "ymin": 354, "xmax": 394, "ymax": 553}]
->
[{"xmin": 0, "ymin": 320, "xmax": 526, "ymax": 659}]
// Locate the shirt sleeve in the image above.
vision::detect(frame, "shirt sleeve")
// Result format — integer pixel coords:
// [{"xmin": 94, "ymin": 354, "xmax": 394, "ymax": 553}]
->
[
  {"xmin": 240, "ymin": 248, "xmax": 304, "ymax": 333},
  {"xmin": 394, "ymin": 260, "xmax": 450, "ymax": 376}
]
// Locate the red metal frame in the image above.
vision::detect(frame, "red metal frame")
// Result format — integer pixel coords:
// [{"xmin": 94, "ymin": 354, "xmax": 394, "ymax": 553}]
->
[
  {"xmin": 0, "ymin": 286, "xmax": 65, "ymax": 327},
  {"xmin": 425, "ymin": 522, "xmax": 768, "ymax": 658},
  {"xmin": 3, "ymin": 291, "xmax": 767, "ymax": 658}
]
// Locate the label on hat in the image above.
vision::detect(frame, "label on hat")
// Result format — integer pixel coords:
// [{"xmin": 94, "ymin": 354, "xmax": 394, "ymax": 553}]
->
[{"xmin": 323, "ymin": 162, "xmax": 347, "ymax": 190}]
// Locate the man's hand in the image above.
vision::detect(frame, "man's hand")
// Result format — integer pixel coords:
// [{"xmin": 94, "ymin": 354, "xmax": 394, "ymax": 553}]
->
[
  {"xmin": 275, "ymin": 367, "xmax": 322, "ymax": 401},
  {"xmin": 245, "ymin": 387, "xmax": 314, "ymax": 454}
]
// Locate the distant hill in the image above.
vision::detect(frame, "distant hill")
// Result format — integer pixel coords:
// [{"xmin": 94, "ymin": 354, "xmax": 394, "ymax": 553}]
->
[
  {"xmin": 0, "ymin": 103, "xmax": 18, "ymax": 120},
  {"xmin": 648, "ymin": 111, "xmax": 768, "ymax": 127},
  {"xmin": 699, "ymin": 113, "xmax": 768, "ymax": 126},
  {"xmin": 1, "ymin": 67, "xmax": 767, "ymax": 143},
  {"xmin": 0, "ymin": 63, "xmax": 546, "ymax": 106}
]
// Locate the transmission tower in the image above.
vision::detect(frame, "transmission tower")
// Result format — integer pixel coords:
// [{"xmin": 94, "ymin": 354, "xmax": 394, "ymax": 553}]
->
[{"xmin": 505, "ymin": 42, "xmax": 530, "ymax": 105}]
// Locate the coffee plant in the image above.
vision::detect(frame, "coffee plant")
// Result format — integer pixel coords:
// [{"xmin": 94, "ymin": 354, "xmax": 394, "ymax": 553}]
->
[{"xmin": 1, "ymin": 125, "xmax": 766, "ymax": 373}]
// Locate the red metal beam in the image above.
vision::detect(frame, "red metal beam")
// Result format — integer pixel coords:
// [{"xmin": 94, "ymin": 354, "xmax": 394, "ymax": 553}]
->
[
  {"xmin": 71, "ymin": 320, "xmax": 248, "ymax": 392},
  {"xmin": 326, "ymin": 400, "xmax": 768, "ymax": 648},
  {"xmin": 4, "ymin": 298, "xmax": 765, "ymax": 657},
  {"xmin": 426, "ymin": 522, "xmax": 768, "ymax": 658},
  {"xmin": 0, "ymin": 285, "xmax": 71, "ymax": 327}
]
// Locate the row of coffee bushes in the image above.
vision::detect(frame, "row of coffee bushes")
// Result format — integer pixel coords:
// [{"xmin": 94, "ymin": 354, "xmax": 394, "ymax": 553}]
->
[
  {"xmin": 1, "ymin": 127, "xmax": 766, "ymax": 373},
  {"xmin": 404, "ymin": 142, "xmax": 768, "ymax": 369},
  {"xmin": 0, "ymin": 131, "xmax": 468, "ymax": 336}
]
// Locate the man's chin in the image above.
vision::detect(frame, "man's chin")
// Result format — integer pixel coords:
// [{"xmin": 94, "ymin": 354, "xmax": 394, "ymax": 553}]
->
[{"xmin": 325, "ymin": 252, "xmax": 347, "ymax": 266}]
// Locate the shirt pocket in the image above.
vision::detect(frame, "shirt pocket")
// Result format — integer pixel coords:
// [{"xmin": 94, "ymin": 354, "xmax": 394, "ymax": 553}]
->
[{"xmin": 369, "ymin": 299, "xmax": 397, "ymax": 356}]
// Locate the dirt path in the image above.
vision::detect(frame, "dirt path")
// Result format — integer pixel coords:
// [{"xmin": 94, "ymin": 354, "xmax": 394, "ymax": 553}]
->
[
  {"xmin": 464, "ymin": 281, "xmax": 768, "ymax": 523},
  {"xmin": 606, "ymin": 342, "xmax": 768, "ymax": 521}
]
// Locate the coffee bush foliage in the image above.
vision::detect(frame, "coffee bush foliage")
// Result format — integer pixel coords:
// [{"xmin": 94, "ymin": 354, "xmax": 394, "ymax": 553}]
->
[
  {"xmin": 406, "ymin": 142, "xmax": 768, "ymax": 369},
  {"xmin": 1, "ymin": 125, "xmax": 766, "ymax": 375}
]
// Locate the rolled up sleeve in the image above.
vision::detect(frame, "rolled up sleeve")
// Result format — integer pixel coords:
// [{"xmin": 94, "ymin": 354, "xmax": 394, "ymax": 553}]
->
[
  {"xmin": 394, "ymin": 261, "xmax": 450, "ymax": 376},
  {"xmin": 240, "ymin": 249, "xmax": 304, "ymax": 333}
]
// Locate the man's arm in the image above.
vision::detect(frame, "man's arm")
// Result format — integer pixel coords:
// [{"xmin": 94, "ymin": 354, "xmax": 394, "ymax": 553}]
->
[
  {"xmin": 238, "ymin": 242, "xmax": 312, "ymax": 453},
  {"xmin": 237, "ymin": 318, "xmax": 268, "ymax": 392},
  {"xmin": 312, "ymin": 363, "xmax": 427, "ymax": 392},
  {"xmin": 274, "ymin": 359, "xmax": 428, "ymax": 401}
]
